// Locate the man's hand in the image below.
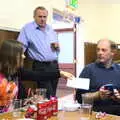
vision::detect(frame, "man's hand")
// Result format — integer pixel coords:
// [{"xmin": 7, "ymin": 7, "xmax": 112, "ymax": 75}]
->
[
  {"xmin": 111, "ymin": 89, "xmax": 120, "ymax": 102},
  {"xmin": 51, "ymin": 42, "xmax": 60, "ymax": 51},
  {"xmin": 60, "ymin": 71, "xmax": 74, "ymax": 80},
  {"xmin": 99, "ymin": 86, "xmax": 112, "ymax": 100}
]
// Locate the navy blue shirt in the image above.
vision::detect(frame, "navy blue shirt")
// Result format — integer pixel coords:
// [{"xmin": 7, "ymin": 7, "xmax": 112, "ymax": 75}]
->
[
  {"xmin": 76, "ymin": 62, "xmax": 120, "ymax": 115},
  {"xmin": 80, "ymin": 62, "xmax": 120, "ymax": 92}
]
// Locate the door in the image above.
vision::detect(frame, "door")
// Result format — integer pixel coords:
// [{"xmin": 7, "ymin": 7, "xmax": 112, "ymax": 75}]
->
[{"xmin": 55, "ymin": 26, "xmax": 76, "ymax": 89}]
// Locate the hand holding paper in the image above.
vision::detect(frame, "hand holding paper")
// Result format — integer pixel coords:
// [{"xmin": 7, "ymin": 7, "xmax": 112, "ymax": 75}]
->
[{"xmin": 66, "ymin": 77, "xmax": 90, "ymax": 90}]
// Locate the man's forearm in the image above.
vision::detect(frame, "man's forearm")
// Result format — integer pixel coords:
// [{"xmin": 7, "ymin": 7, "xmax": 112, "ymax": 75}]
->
[{"xmin": 84, "ymin": 91, "xmax": 101, "ymax": 101}]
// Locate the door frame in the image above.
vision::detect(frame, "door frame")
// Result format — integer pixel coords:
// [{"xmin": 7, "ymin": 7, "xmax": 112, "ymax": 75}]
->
[{"xmin": 55, "ymin": 24, "xmax": 77, "ymax": 76}]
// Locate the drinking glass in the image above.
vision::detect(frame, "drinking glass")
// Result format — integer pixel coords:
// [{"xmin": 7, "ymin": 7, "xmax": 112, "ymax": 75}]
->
[
  {"xmin": 12, "ymin": 99, "xmax": 22, "ymax": 118},
  {"xmin": 79, "ymin": 104, "xmax": 92, "ymax": 120}
]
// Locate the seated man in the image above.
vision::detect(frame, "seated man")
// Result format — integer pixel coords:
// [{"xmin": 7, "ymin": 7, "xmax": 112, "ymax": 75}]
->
[{"xmin": 75, "ymin": 39, "xmax": 120, "ymax": 116}]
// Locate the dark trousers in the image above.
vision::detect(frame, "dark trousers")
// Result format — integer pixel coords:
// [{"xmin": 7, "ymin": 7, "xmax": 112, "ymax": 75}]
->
[{"xmin": 32, "ymin": 60, "xmax": 60, "ymax": 99}]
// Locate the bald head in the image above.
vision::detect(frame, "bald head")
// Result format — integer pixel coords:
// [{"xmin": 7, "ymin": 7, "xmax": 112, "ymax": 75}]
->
[
  {"xmin": 97, "ymin": 39, "xmax": 117, "ymax": 51},
  {"xmin": 96, "ymin": 39, "xmax": 117, "ymax": 64}
]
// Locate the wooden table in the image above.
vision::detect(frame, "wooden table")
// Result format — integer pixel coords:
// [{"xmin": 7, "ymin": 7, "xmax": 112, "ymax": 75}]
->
[
  {"xmin": 56, "ymin": 111, "xmax": 120, "ymax": 120},
  {"xmin": 0, "ymin": 110, "xmax": 120, "ymax": 120}
]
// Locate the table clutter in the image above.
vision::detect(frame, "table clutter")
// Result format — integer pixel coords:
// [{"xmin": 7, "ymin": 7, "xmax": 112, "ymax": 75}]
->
[{"xmin": 0, "ymin": 93, "xmax": 120, "ymax": 120}]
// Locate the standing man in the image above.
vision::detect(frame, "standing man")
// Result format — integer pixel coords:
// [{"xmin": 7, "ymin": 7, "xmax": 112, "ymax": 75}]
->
[
  {"xmin": 75, "ymin": 39, "xmax": 120, "ymax": 115},
  {"xmin": 18, "ymin": 6, "xmax": 60, "ymax": 98}
]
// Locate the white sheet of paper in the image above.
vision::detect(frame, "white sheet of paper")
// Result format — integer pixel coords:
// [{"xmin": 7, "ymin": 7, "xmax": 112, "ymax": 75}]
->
[{"xmin": 66, "ymin": 78, "xmax": 90, "ymax": 90}]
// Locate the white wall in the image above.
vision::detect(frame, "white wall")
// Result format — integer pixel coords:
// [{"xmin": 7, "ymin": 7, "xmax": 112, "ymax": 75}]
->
[
  {"xmin": 97, "ymin": 4, "xmax": 120, "ymax": 43},
  {"xmin": 76, "ymin": 23, "xmax": 85, "ymax": 77},
  {"xmin": 76, "ymin": 2, "xmax": 120, "ymax": 43},
  {"xmin": 0, "ymin": 0, "xmax": 66, "ymax": 29},
  {"xmin": 0, "ymin": 0, "xmax": 37, "ymax": 29},
  {"xmin": 0, "ymin": 0, "xmax": 120, "ymax": 43}
]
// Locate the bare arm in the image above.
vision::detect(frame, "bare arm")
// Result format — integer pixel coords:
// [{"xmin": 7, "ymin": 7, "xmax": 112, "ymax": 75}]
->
[{"xmin": 60, "ymin": 71, "xmax": 74, "ymax": 79}]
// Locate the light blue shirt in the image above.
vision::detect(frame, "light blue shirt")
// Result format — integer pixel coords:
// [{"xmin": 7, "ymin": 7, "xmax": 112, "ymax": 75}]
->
[{"xmin": 17, "ymin": 21, "xmax": 59, "ymax": 61}]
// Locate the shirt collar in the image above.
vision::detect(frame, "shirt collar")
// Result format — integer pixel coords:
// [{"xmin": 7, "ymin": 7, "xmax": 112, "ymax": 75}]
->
[
  {"xmin": 95, "ymin": 61, "xmax": 116, "ymax": 69},
  {"xmin": 33, "ymin": 21, "xmax": 49, "ymax": 31}
]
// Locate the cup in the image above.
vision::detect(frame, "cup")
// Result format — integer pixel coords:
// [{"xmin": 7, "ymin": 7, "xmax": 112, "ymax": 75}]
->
[
  {"xmin": 79, "ymin": 104, "xmax": 92, "ymax": 120},
  {"xmin": 81, "ymin": 93, "xmax": 93, "ymax": 105},
  {"xmin": 12, "ymin": 99, "xmax": 22, "ymax": 118}
]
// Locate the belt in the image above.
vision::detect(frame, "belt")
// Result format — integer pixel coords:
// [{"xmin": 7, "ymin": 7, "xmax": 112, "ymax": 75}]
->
[{"xmin": 34, "ymin": 60, "xmax": 58, "ymax": 64}]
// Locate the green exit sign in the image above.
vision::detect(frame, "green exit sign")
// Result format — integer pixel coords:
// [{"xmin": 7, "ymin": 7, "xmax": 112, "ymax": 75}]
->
[{"xmin": 70, "ymin": 0, "xmax": 78, "ymax": 8}]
